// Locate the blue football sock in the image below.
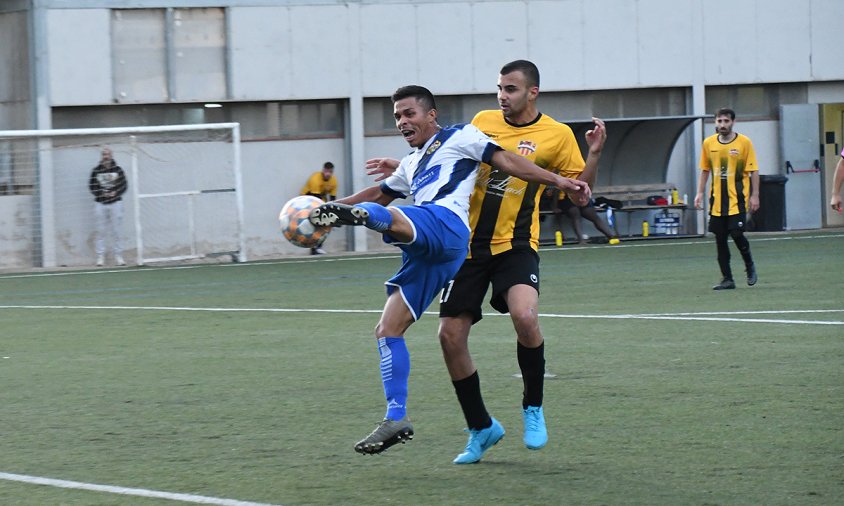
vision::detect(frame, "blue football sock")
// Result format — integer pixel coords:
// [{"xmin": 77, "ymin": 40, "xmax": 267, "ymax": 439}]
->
[
  {"xmin": 377, "ymin": 336, "xmax": 410, "ymax": 421},
  {"xmin": 357, "ymin": 202, "xmax": 392, "ymax": 232}
]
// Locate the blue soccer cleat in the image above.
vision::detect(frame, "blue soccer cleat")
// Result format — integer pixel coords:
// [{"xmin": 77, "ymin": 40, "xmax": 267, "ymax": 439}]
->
[
  {"xmin": 522, "ymin": 405, "xmax": 548, "ymax": 450},
  {"xmin": 452, "ymin": 417, "xmax": 505, "ymax": 464}
]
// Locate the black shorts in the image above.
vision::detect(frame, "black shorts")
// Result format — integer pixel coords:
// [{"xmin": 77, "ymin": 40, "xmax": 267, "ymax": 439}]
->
[
  {"xmin": 708, "ymin": 214, "xmax": 747, "ymax": 234},
  {"xmin": 439, "ymin": 248, "xmax": 540, "ymax": 324}
]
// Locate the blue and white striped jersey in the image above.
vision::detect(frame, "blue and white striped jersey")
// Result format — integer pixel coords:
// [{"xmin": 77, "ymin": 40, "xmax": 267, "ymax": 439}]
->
[{"xmin": 380, "ymin": 123, "xmax": 500, "ymax": 229}]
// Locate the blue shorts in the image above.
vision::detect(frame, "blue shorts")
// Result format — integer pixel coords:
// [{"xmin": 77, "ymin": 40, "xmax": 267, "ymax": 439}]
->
[{"xmin": 383, "ymin": 205, "xmax": 470, "ymax": 321}]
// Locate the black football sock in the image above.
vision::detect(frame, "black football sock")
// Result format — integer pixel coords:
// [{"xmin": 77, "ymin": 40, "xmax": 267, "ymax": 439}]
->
[
  {"xmin": 452, "ymin": 371, "xmax": 492, "ymax": 430},
  {"xmin": 517, "ymin": 341, "xmax": 545, "ymax": 409}
]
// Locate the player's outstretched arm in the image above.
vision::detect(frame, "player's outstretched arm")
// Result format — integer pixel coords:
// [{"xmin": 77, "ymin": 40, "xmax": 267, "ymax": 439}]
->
[
  {"xmin": 492, "ymin": 150, "xmax": 573, "ymax": 186},
  {"xmin": 335, "ymin": 185, "xmax": 394, "ymax": 206},
  {"xmin": 557, "ymin": 176, "xmax": 592, "ymax": 206},
  {"xmin": 585, "ymin": 117, "xmax": 607, "ymax": 150},
  {"xmin": 365, "ymin": 158, "xmax": 401, "ymax": 182},
  {"xmin": 491, "ymin": 149, "xmax": 591, "ymax": 203},
  {"xmin": 579, "ymin": 117, "xmax": 607, "ymax": 187}
]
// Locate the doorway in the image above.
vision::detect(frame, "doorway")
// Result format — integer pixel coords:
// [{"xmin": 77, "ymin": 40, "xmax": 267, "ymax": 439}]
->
[{"xmin": 821, "ymin": 103, "xmax": 844, "ymax": 227}]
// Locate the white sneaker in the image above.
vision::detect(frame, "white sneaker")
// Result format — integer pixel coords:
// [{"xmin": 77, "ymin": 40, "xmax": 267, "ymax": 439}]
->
[
  {"xmin": 310, "ymin": 248, "xmax": 327, "ymax": 255},
  {"xmin": 115, "ymin": 255, "xmax": 126, "ymax": 266},
  {"xmin": 96, "ymin": 255, "xmax": 105, "ymax": 267}
]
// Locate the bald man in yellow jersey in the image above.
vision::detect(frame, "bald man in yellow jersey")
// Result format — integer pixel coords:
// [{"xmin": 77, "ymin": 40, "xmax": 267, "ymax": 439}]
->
[
  {"xmin": 694, "ymin": 108, "xmax": 760, "ymax": 290},
  {"xmin": 437, "ymin": 60, "xmax": 606, "ymax": 464}
]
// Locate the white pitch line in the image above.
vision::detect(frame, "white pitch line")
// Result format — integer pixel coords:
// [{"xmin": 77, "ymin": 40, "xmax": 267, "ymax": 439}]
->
[
  {"xmin": 536, "ymin": 312, "xmax": 844, "ymax": 325},
  {"xmin": 0, "ymin": 305, "xmax": 383, "ymax": 314},
  {"xmin": 626, "ymin": 315, "xmax": 842, "ymax": 325},
  {"xmin": 1, "ymin": 305, "xmax": 841, "ymax": 325},
  {"xmin": 0, "ymin": 472, "xmax": 281, "ymax": 506},
  {"xmin": 538, "ymin": 232, "xmax": 844, "ymax": 252},
  {"xmin": 641, "ymin": 309, "xmax": 844, "ymax": 316}
]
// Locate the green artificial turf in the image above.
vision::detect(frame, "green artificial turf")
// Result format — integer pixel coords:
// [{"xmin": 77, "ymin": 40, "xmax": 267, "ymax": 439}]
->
[{"xmin": 0, "ymin": 231, "xmax": 841, "ymax": 505}]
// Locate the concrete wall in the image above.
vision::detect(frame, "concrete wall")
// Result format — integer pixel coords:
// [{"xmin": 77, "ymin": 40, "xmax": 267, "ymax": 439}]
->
[
  {"xmin": 0, "ymin": 9, "xmax": 32, "ymax": 130},
  {"xmin": 46, "ymin": 9, "xmax": 112, "ymax": 106},
  {"xmin": 241, "ymin": 138, "xmax": 349, "ymax": 258},
  {"xmin": 0, "ymin": 196, "xmax": 34, "ymax": 267},
  {"xmin": 43, "ymin": 0, "xmax": 844, "ymax": 106}
]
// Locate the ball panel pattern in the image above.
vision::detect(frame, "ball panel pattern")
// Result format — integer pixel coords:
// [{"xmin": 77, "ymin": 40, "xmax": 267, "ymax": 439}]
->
[{"xmin": 279, "ymin": 195, "xmax": 330, "ymax": 248}]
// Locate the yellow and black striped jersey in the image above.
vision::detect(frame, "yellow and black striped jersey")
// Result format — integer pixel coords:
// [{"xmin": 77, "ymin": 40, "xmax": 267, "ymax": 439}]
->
[
  {"xmin": 699, "ymin": 133, "xmax": 758, "ymax": 217},
  {"xmin": 468, "ymin": 109, "xmax": 584, "ymax": 257}
]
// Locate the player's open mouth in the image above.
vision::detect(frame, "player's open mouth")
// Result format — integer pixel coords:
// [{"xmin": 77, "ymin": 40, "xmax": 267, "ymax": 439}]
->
[{"xmin": 401, "ymin": 129, "xmax": 414, "ymax": 139}]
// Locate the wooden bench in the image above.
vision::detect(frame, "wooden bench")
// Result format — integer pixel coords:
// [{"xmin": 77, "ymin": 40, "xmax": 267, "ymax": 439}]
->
[
  {"xmin": 595, "ymin": 183, "xmax": 678, "ymax": 208},
  {"xmin": 593, "ymin": 183, "xmax": 687, "ymax": 237},
  {"xmin": 539, "ymin": 182, "xmax": 689, "ymax": 242}
]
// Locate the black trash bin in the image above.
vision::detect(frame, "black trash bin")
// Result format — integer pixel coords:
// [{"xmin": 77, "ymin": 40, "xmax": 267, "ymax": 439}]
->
[{"xmin": 749, "ymin": 174, "xmax": 787, "ymax": 231}]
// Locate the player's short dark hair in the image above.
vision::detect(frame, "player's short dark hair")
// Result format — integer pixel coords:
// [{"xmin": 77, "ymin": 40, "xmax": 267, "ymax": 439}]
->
[
  {"xmin": 392, "ymin": 85, "xmax": 437, "ymax": 112},
  {"xmin": 500, "ymin": 59, "xmax": 540, "ymax": 88},
  {"xmin": 715, "ymin": 107, "xmax": 736, "ymax": 120},
  {"xmin": 323, "ymin": 162, "xmax": 334, "ymax": 170}
]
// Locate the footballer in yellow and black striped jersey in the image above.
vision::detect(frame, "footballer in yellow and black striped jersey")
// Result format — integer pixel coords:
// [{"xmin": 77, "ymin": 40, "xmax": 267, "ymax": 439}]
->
[
  {"xmin": 699, "ymin": 133, "xmax": 758, "ymax": 217},
  {"xmin": 468, "ymin": 109, "xmax": 584, "ymax": 257}
]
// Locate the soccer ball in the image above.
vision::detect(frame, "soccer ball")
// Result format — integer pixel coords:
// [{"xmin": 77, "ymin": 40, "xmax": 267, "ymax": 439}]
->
[{"xmin": 279, "ymin": 195, "xmax": 330, "ymax": 248}]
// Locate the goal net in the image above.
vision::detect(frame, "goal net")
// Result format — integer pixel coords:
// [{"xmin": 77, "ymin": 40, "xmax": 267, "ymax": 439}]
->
[{"xmin": 0, "ymin": 123, "xmax": 245, "ymax": 269}]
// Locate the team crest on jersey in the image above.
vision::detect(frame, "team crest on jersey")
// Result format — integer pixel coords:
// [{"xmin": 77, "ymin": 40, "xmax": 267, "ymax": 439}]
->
[
  {"xmin": 517, "ymin": 140, "xmax": 536, "ymax": 156},
  {"xmin": 426, "ymin": 140, "xmax": 442, "ymax": 155},
  {"xmin": 729, "ymin": 149, "xmax": 740, "ymax": 156}
]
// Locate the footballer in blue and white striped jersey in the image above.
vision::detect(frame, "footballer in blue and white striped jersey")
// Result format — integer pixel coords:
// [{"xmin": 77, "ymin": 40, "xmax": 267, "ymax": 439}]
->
[{"xmin": 379, "ymin": 123, "xmax": 500, "ymax": 230}]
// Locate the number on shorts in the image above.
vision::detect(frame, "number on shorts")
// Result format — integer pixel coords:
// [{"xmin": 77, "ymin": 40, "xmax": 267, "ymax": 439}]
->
[{"xmin": 440, "ymin": 279, "xmax": 455, "ymax": 303}]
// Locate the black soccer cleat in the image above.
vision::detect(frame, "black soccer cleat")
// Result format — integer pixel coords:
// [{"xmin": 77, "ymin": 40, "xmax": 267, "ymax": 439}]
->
[
  {"xmin": 712, "ymin": 278, "xmax": 736, "ymax": 290},
  {"xmin": 309, "ymin": 203, "xmax": 369, "ymax": 227},
  {"xmin": 354, "ymin": 417, "xmax": 414, "ymax": 455},
  {"xmin": 746, "ymin": 265, "xmax": 757, "ymax": 286}
]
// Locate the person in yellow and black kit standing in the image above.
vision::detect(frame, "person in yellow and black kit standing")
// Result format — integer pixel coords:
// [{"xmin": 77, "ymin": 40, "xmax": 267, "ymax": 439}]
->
[
  {"xmin": 300, "ymin": 161, "xmax": 337, "ymax": 254},
  {"xmin": 694, "ymin": 108, "xmax": 760, "ymax": 290}
]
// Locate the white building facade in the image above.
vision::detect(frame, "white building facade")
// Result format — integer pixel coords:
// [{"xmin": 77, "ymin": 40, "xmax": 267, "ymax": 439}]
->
[{"xmin": 1, "ymin": 0, "xmax": 843, "ymax": 268}]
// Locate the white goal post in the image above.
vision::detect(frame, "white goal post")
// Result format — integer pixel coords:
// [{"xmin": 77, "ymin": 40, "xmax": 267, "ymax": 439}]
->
[{"xmin": 0, "ymin": 123, "xmax": 245, "ymax": 268}]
